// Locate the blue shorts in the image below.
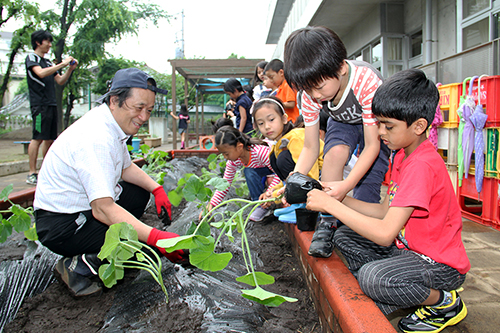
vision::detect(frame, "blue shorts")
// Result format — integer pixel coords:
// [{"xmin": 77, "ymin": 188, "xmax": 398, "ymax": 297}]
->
[
  {"xmin": 178, "ymin": 127, "xmax": 187, "ymax": 134},
  {"xmin": 323, "ymin": 118, "xmax": 390, "ymax": 203}
]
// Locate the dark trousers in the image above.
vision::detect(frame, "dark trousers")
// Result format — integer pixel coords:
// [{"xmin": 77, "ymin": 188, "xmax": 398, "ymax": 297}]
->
[
  {"xmin": 334, "ymin": 225, "xmax": 466, "ymax": 315},
  {"xmin": 324, "ymin": 119, "xmax": 390, "ymax": 203},
  {"xmin": 243, "ymin": 167, "xmax": 274, "ymax": 201},
  {"xmin": 36, "ymin": 181, "xmax": 150, "ymax": 257}
]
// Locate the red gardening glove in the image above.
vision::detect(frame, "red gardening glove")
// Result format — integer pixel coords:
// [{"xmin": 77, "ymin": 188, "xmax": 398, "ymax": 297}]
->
[
  {"xmin": 147, "ymin": 228, "xmax": 187, "ymax": 264},
  {"xmin": 152, "ymin": 186, "xmax": 172, "ymax": 226}
]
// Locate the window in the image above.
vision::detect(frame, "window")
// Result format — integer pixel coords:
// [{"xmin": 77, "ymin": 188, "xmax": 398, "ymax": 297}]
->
[
  {"xmin": 387, "ymin": 38, "xmax": 403, "ymax": 60},
  {"xmin": 362, "ymin": 46, "xmax": 371, "ymax": 63},
  {"xmin": 463, "ymin": 0, "xmax": 490, "ymax": 19},
  {"xmin": 458, "ymin": 0, "xmax": 496, "ymax": 51},
  {"xmin": 463, "ymin": 17, "xmax": 490, "ymax": 48},
  {"xmin": 372, "ymin": 42, "xmax": 382, "ymax": 63},
  {"xmin": 494, "ymin": 12, "xmax": 500, "ymax": 38},
  {"xmin": 387, "ymin": 64, "xmax": 403, "ymax": 77},
  {"xmin": 410, "ymin": 31, "xmax": 423, "ymax": 58}
]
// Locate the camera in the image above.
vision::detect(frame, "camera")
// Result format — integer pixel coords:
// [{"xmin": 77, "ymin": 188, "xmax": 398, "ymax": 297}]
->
[{"xmin": 225, "ymin": 103, "xmax": 234, "ymax": 111}]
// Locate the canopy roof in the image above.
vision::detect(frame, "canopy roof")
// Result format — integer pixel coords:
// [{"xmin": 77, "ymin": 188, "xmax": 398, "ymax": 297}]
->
[{"xmin": 168, "ymin": 58, "xmax": 265, "ymax": 94}]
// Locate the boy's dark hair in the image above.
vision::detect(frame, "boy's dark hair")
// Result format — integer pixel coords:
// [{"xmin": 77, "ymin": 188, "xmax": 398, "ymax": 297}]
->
[
  {"xmin": 254, "ymin": 61, "xmax": 268, "ymax": 84},
  {"xmin": 214, "ymin": 125, "xmax": 266, "ymax": 150},
  {"xmin": 211, "ymin": 117, "xmax": 234, "ymax": 133},
  {"xmin": 31, "ymin": 29, "xmax": 53, "ymax": 50},
  {"xmin": 284, "ymin": 26, "xmax": 347, "ymax": 92},
  {"xmin": 264, "ymin": 59, "xmax": 284, "ymax": 74},
  {"xmin": 224, "ymin": 78, "xmax": 243, "ymax": 93},
  {"xmin": 372, "ymin": 69, "xmax": 439, "ymax": 129}
]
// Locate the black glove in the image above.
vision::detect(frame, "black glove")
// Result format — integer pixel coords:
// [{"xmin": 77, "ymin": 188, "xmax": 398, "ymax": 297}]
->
[{"xmin": 284, "ymin": 172, "xmax": 322, "ymax": 204}]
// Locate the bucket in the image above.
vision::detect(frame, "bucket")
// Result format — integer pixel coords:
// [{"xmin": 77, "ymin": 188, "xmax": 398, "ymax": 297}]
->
[
  {"xmin": 131, "ymin": 138, "xmax": 141, "ymax": 152},
  {"xmin": 295, "ymin": 208, "xmax": 319, "ymax": 231}
]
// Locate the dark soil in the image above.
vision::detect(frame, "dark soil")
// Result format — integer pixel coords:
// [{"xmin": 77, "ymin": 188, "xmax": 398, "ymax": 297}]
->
[{"xmin": 3, "ymin": 204, "xmax": 321, "ymax": 332}]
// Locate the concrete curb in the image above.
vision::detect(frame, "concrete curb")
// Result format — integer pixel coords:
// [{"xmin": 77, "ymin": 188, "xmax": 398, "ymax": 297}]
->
[
  {"xmin": 0, "ymin": 158, "xmax": 42, "ymax": 177},
  {"xmin": 284, "ymin": 223, "xmax": 396, "ymax": 333}
]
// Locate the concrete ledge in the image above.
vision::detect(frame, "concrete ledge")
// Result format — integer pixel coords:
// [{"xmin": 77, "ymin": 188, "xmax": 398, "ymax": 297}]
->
[
  {"xmin": 284, "ymin": 223, "xmax": 396, "ymax": 333},
  {"xmin": 0, "ymin": 158, "xmax": 42, "ymax": 177}
]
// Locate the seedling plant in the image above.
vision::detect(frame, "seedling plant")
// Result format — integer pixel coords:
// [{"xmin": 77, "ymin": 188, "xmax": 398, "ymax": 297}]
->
[
  {"xmin": 98, "ymin": 153, "xmax": 296, "ymax": 306},
  {"xmin": 97, "ymin": 222, "xmax": 169, "ymax": 301},
  {"xmin": 0, "ymin": 184, "xmax": 38, "ymax": 243},
  {"xmin": 129, "ymin": 143, "xmax": 171, "ymax": 185},
  {"xmin": 163, "ymin": 153, "xmax": 297, "ymax": 306}
]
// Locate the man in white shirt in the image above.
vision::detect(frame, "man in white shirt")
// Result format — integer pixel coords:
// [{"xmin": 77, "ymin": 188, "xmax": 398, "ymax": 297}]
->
[{"xmin": 34, "ymin": 68, "xmax": 185, "ymax": 296}]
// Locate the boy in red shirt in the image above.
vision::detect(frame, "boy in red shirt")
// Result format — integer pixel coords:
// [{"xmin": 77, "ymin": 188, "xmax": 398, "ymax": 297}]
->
[
  {"xmin": 306, "ymin": 69, "xmax": 470, "ymax": 333},
  {"xmin": 264, "ymin": 59, "xmax": 300, "ymax": 123}
]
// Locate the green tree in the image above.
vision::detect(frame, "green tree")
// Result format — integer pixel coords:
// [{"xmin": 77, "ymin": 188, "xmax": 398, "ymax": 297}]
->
[
  {"xmin": 14, "ymin": 77, "xmax": 28, "ymax": 96},
  {"xmin": 93, "ymin": 58, "xmax": 140, "ymax": 95},
  {"xmin": 42, "ymin": 0, "xmax": 169, "ymax": 131},
  {"xmin": 0, "ymin": 0, "xmax": 39, "ymax": 105}
]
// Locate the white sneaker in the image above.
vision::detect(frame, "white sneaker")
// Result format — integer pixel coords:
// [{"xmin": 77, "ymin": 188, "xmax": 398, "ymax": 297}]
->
[
  {"xmin": 26, "ymin": 173, "xmax": 37, "ymax": 185},
  {"xmin": 249, "ymin": 206, "xmax": 272, "ymax": 222}
]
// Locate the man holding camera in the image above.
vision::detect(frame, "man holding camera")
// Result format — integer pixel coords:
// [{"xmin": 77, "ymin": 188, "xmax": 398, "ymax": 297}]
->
[{"xmin": 25, "ymin": 29, "xmax": 78, "ymax": 185}]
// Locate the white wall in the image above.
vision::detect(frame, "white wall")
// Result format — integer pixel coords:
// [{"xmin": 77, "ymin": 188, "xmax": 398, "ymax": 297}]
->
[{"xmin": 342, "ymin": 5, "xmax": 382, "ymax": 55}]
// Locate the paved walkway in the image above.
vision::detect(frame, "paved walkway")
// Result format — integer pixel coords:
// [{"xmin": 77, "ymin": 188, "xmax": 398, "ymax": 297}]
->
[{"xmin": 1, "ymin": 141, "xmax": 499, "ymax": 332}]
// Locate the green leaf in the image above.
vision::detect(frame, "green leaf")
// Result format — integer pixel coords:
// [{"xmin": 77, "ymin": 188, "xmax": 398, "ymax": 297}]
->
[
  {"xmin": 98, "ymin": 222, "xmax": 127, "ymax": 260},
  {"xmin": 241, "ymin": 287, "xmax": 298, "ymax": 307},
  {"xmin": 225, "ymin": 221, "xmax": 235, "ymax": 242},
  {"xmin": 210, "ymin": 221, "xmax": 224, "ymax": 229},
  {"xmin": 116, "ymin": 240, "xmax": 141, "ymax": 261},
  {"xmin": 186, "ymin": 219, "xmax": 211, "ymax": 237},
  {"xmin": 140, "ymin": 144, "xmax": 150, "ymax": 154},
  {"xmin": 0, "ymin": 184, "xmax": 13, "ymax": 201},
  {"xmin": 156, "ymin": 234, "xmax": 212, "ymax": 251},
  {"xmin": 236, "ymin": 272, "xmax": 275, "ymax": 286},
  {"xmin": 156, "ymin": 171, "xmax": 166, "ymax": 185},
  {"xmin": 167, "ymin": 189, "xmax": 183, "ymax": 207},
  {"xmin": 189, "ymin": 242, "xmax": 233, "ymax": 272},
  {"xmin": 183, "ymin": 175, "xmax": 205, "ymax": 202},
  {"xmin": 207, "ymin": 177, "xmax": 230, "ymax": 191},
  {"xmin": 99, "ymin": 260, "xmax": 125, "ymax": 288},
  {"xmin": 136, "ymin": 252, "xmax": 146, "ymax": 262},
  {"xmin": 23, "ymin": 225, "xmax": 38, "ymax": 241},
  {"xmin": 9, "ymin": 210, "xmax": 32, "ymax": 233},
  {"xmin": 0, "ymin": 221, "xmax": 13, "ymax": 243},
  {"xmin": 207, "ymin": 153, "xmax": 217, "ymax": 163}
]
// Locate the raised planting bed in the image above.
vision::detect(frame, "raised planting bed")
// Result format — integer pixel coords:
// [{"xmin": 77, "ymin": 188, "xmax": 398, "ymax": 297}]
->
[
  {"xmin": 0, "ymin": 150, "xmax": 396, "ymax": 333},
  {"xmin": 143, "ymin": 137, "xmax": 162, "ymax": 148}
]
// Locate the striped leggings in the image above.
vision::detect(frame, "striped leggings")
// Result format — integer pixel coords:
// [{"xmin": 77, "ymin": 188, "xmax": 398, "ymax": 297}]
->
[{"xmin": 334, "ymin": 225, "xmax": 466, "ymax": 315}]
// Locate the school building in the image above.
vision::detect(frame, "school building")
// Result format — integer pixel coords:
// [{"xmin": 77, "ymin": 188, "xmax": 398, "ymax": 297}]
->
[{"xmin": 266, "ymin": 0, "xmax": 499, "ymax": 84}]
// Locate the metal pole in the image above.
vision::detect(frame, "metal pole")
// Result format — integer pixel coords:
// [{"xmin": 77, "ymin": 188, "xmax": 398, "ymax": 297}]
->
[
  {"xmin": 195, "ymin": 90, "xmax": 199, "ymax": 139},
  {"xmin": 425, "ymin": 0, "xmax": 432, "ymax": 64},
  {"xmin": 171, "ymin": 63, "xmax": 177, "ymax": 149}
]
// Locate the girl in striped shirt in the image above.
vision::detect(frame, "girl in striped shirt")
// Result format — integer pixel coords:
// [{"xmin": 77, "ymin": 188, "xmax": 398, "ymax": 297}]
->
[{"xmin": 203, "ymin": 124, "xmax": 281, "ymax": 221}]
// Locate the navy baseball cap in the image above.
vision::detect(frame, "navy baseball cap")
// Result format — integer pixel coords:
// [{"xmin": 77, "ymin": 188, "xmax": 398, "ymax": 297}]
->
[{"xmin": 97, "ymin": 68, "xmax": 168, "ymax": 103}]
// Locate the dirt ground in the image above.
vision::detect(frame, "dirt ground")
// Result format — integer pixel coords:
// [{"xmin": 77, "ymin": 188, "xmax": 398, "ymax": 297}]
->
[{"xmin": 3, "ymin": 204, "xmax": 321, "ymax": 333}]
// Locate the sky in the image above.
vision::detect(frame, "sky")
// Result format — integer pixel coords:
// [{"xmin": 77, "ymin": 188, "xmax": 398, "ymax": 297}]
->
[
  {"xmin": 109, "ymin": 0, "xmax": 278, "ymax": 73},
  {"xmin": 2, "ymin": 0, "xmax": 278, "ymax": 74}
]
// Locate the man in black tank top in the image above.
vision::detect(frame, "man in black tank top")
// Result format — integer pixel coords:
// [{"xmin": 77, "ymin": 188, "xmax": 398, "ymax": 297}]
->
[{"xmin": 25, "ymin": 30, "xmax": 78, "ymax": 185}]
